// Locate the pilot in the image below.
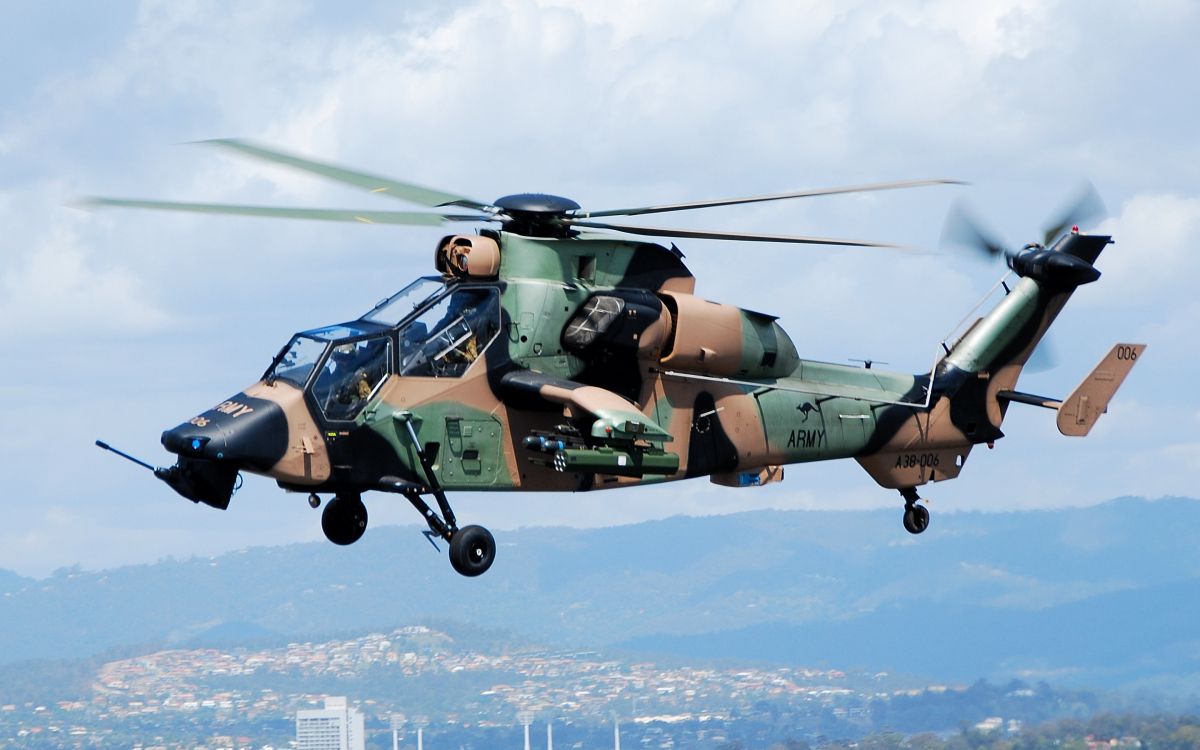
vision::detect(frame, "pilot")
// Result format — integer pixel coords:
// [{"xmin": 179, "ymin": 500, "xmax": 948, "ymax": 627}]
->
[
  {"xmin": 312, "ymin": 344, "xmax": 354, "ymax": 406},
  {"xmin": 435, "ymin": 288, "xmax": 496, "ymax": 367},
  {"xmin": 330, "ymin": 343, "xmax": 357, "ymax": 371},
  {"xmin": 325, "ymin": 342, "xmax": 385, "ymax": 414},
  {"xmin": 402, "ymin": 288, "xmax": 498, "ymax": 376},
  {"xmin": 445, "ymin": 333, "xmax": 479, "ymax": 365}
]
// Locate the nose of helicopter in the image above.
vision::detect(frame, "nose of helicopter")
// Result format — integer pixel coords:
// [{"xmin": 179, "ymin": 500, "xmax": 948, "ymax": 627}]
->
[{"xmin": 161, "ymin": 393, "xmax": 290, "ymax": 470}]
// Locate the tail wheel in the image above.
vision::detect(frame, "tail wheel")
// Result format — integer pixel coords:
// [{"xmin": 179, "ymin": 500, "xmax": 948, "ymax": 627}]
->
[
  {"xmin": 449, "ymin": 524, "xmax": 496, "ymax": 577},
  {"xmin": 903, "ymin": 503, "xmax": 930, "ymax": 535},
  {"xmin": 322, "ymin": 493, "xmax": 368, "ymax": 545}
]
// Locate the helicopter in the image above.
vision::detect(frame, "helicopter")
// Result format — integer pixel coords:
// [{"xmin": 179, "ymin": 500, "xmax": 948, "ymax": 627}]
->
[{"xmin": 92, "ymin": 139, "xmax": 1144, "ymax": 577}]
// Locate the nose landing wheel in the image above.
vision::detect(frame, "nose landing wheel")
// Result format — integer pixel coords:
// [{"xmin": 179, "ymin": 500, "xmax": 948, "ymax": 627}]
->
[{"xmin": 900, "ymin": 487, "xmax": 930, "ymax": 535}]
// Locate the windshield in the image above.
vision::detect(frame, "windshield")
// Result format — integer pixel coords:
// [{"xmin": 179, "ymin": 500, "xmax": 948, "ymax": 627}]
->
[
  {"xmin": 268, "ymin": 335, "xmax": 326, "ymax": 387},
  {"xmin": 362, "ymin": 277, "xmax": 446, "ymax": 326},
  {"xmin": 265, "ymin": 321, "xmax": 384, "ymax": 388}
]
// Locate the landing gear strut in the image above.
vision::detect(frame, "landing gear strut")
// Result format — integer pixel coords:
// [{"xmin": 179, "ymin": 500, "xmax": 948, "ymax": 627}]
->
[
  {"xmin": 398, "ymin": 486, "xmax": 498, "ymax": 578},
  {"xmin": 900, "ymin": 487, "xmax": 930, "ymax": 535},
  {"xmin": 322, "ymin": 492, "xmax": 368, "ymax": 545},
  {"xmin": 392, "ymin": 415, "xmax": 497, "ymax": 577}
]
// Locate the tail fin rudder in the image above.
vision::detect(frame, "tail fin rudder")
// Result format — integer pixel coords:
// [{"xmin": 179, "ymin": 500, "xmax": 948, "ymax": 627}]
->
[{"xmin": 1057, "ymin": 343, "xmax": 1145, "ymax": 436}]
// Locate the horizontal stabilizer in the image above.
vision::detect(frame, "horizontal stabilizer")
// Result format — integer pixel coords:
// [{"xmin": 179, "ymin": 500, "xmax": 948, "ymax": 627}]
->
[
  {"xmin": 997, "ymin": 390, "xmax": 1062, "ymax": 410},
  {"xmin": 1057, "ymin": 343, "xmax": 1146, "ymax": 437}
]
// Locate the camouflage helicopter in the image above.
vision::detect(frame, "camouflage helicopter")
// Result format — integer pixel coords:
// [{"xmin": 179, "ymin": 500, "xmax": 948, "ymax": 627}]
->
[{"xmin": 93, "ymin": 140, "xmax": 1144, "ymax": 577}]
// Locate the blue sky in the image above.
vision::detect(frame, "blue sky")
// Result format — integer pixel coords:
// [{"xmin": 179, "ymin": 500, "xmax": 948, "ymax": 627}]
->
[{"xmin": 2, "ymin": 0, "xmax": 1197, "ymax": 576}]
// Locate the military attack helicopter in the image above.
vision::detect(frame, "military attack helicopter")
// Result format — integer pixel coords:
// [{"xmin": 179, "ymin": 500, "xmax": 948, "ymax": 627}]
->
[{"xmin": 93, "ymin": 140, "xmax": 1144, "ymax": 577}]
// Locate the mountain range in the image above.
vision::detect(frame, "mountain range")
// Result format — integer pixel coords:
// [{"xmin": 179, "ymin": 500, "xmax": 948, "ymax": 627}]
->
[{"xmin": 2, "ymin": 496, "xmax": 1197, "ymax": 692}]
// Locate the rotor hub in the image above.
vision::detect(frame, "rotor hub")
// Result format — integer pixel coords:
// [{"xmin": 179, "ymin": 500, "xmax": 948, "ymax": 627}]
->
[
  {"xmin": 493, "ymin": 193, "xmax": 581, "ymax": 214},
  {"xmin": 493, "ymin": 194, "xmax": 580, "ymax": 238}
]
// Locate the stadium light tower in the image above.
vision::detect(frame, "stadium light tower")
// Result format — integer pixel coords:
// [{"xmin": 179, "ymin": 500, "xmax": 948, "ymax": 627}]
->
[{"xmin": 518, "ymin": 710, "xmax": 534, "ymax": 750}]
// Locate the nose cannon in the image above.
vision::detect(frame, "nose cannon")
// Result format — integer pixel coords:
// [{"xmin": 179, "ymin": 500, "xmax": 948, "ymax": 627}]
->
[{"xmin": 157, "ymin": 394, "xmax": 290, "ymax": 508}]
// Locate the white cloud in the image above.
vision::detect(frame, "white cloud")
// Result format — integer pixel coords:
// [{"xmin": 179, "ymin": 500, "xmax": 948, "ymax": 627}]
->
[
  {"xmin": 0, "ymin": 189, "xmax": 172, "ymax": 340},
  {"xmin": 1093, "ymin": 193, "xmax": 1200, "ymax": 301},
  {"xmin": 1, "ymin": 233, "xmax": 170, "ymax": 336},
  {"xmin": 0, "ymin": 0, "xmax": 1196, "ymax": 573}
]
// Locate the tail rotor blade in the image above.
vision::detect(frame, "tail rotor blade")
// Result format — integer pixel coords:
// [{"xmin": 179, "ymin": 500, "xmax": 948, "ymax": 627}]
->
[
  {"xmin": 940, "ymin": 199, "xmax": 1009, "ymax": 260},
  {"xmin": 1042, "ymin": 181, "xmax": 1106, "ymax": 246}
]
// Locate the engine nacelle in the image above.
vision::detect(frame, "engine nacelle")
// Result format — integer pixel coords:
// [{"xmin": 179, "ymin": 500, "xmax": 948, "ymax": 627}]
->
[
  {"xmin": 562, "ymin": 289, "xmax": 672, "ymax": 362},
  {"xmin": 658, "ymin": 291, "xmax": 798, "ymax": 378}
]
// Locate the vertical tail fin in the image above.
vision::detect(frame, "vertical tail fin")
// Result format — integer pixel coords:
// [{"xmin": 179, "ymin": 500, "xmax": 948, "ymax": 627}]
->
[{"xmin": 1057, "ymin": 343, "xmax": 1146, "ymax": 436}]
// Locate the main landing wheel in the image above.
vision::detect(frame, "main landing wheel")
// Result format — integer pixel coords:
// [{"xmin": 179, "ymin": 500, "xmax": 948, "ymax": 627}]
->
[
  {"xmin": 449, "ymin": 524, "xmax": 496, "ymax": 577},
  {"xmin": 903, "ymin": 503, "xmax": 930, "ymax": 535},
  {"xmin": 322, "ymin": 493, "xmax": 368, "ymax": 546}
]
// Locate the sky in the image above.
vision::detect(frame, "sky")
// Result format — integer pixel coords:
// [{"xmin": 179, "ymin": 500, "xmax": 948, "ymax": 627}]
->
[{"xmin": 1, "ymin": 0, "xmax": 1197, "ymax": 577}]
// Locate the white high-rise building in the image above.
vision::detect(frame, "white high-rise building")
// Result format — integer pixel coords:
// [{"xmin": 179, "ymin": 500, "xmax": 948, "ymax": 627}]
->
[{"xmin": 296, "ymin": 696, "xmax": 365, "ymax": 750}]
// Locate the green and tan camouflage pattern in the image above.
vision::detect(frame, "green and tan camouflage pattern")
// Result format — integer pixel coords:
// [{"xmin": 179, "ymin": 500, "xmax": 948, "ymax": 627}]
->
[{"xmin": 227, "ymin": 227, "xmax": 1138, "ymax": 500}]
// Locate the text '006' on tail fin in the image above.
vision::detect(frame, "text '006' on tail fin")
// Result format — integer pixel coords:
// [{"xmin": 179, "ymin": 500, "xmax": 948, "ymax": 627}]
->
[{"xmin": 1057, "ymin": 343, "xmax": 1146, "ymax": 437}]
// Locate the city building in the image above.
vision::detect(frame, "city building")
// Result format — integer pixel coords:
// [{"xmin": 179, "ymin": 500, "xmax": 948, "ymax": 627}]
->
[{"xmin": 297, "ymin": 696, "xmax": 365, "ymax": 750}]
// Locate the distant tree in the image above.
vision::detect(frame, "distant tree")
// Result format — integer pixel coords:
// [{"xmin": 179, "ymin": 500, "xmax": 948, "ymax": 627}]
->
[
  {"xmin": 1167, "ymin": 722, "xmax": 1200, "ymax": 750},
  {"xmin": 907, "ymin": 731, "xmax": 946, "ymax": 750},
  {"xmin": 857, "ymin": 731, "xmax": 906, "ymax": 750}
]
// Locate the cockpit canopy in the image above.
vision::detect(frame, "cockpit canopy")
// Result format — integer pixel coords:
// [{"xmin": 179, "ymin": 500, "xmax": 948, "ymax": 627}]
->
[{"xmin": 265, "ymin": 277, "xmax": 501, "ymax": 422}]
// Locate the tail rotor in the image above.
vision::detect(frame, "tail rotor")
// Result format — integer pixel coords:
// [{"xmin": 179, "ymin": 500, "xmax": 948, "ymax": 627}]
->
[{"xmin": 940, "ymin": 182, "xmax": 1108, "ymax": 288}]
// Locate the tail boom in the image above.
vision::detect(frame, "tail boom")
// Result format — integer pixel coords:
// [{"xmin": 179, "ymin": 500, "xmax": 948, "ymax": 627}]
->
[{"xmin": 856, "ymin": 232, "xmax": 1122, "ymax": 491}]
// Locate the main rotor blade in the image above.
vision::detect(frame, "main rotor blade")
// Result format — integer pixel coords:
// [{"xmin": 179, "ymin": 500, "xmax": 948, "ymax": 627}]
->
[
  {"xmin": 81, "ymin": 197, "xmax": 490, "ymax": 225},
  {"xmin": 1042, "ymin": 181, "xmax": 1106, "ymax": 246},
  {"xmin": 566, "ymin": 219, "xmax": 907, "ymax": 249},
  {"xmin": 579, "ymin": 178, "xmax": 964, "ymax": 219},
  {"xmin": 198, "ymin": 138, "xmax": 492, "ymax": 210}
]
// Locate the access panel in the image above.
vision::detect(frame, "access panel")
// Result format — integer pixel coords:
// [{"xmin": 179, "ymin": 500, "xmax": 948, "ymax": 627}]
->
[{"xmin": 439, "ymin": 416, "xmax": 503, "ymax": 487}]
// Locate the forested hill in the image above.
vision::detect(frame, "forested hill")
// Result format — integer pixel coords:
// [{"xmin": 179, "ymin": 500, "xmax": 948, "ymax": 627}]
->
[{"xmin": 2, "ymin": 497, "xmax": 1197, "ymax": 690}]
